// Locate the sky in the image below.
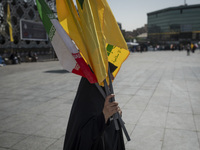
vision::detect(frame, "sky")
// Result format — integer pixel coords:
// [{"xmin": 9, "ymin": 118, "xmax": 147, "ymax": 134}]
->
[{"xmin": 106, "ymin": 0, "xmax": 200, "ymax": 31}]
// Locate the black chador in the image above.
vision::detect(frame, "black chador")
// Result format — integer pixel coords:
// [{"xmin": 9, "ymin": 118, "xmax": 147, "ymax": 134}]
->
[{"xmin": 63, "ymin": 77, "xmax": 125, "ymax": 150}]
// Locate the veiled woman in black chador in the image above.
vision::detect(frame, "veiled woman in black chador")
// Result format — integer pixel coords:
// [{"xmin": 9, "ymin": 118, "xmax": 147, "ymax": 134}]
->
[{"xmin": 63, "ymin": 63, "xmax": 125, "ymax": 150}]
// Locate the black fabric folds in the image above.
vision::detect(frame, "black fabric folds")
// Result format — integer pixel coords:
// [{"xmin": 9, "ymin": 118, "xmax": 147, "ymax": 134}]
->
[{"xmin": 63, "ymin": 77, "xmax": 125, "ymax": 150}]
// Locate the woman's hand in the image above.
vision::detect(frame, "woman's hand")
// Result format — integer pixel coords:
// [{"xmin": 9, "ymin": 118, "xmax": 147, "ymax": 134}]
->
[{"xmin": 103, "ymin": 94, "xmax": 120, "ymax": 123}]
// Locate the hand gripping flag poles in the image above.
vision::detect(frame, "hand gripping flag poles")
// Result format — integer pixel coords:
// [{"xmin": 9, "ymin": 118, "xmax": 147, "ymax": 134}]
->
[
  {"xmin": 36, "ymin": 0, "xmax": 130, "ymax": 141},
  {"xmin": 96, "ymin": 68, "xmax": 131, "ymax": 141}
]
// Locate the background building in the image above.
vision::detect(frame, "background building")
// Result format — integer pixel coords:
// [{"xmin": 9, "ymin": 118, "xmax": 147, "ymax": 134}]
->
[
  {"xmin": 147, "ymin": 4, "xmax": 200, "ymax": 48},
  {"xmin": 0, "ymin": 0, "xmax": 56, "ymax": 60}
]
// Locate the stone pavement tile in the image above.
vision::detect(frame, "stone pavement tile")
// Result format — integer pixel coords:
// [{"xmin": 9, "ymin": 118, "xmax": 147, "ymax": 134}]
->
[
  {"xmin": 6, "ymin": 101, "xmax": 44, "ymax": 114},
  {"xmin": 125, "ymin": 125, "xmax": 164, "ymax": 150},
  {"xmin": 157, "ymin": 81, "xmax": 172, "ymax": 89},
  {"xmin": 198, "ymin": 132, "xmax": 200, "ymax": 144},
  {"xmin": 122, "ymin": 109, "xmax": 143, "ymax": 125},
  {"xmin": 115, "ymin": 81, "xmax": 142, "ymax": 88},
  {"xmin": 11, "ymin": 135, "xmax": 57, "ymax": 150},
  {"xmin": 0, "ymin": 116, "xmax": 25, "ymax": 132},
  {"xmin": 170, "ymin": 97, "xmax": 191, "ymax": 108},
  {"xmin": 142, "ymin": 81, "xmax": 158, "ymax": 87},
  {"xmin": 140, "ymin": 85, "xmax": 156, "ymax": 90},
  {"xmin": 0, "ymin": 111, "xmax": 12, "ymax": 120},
  {"xmin": 171, "ymin": 91, "xmax": 189, "ymax": 99},
  {"xmin": 42, "ymin": 103, "xmax": 71, "ymax": 118},
  {"xmin": 0, "ymin": 132, "xmax": 28, "ymax": 148},
  {"xmin": 194, "ymin": 115, "xmax": 200, "ymax": 132},
  {"xmin": 6, "ymin": 113, "xmax": 39, "ymax": 122},
  {"xmin": 173, "ymin": 73, "xmax": 185, "ymax": 80},
  {"xmin": 193, "ymin": 106, "xmax": 200, "ymax": 115},
  {"xmin": 53, "ymin": 82, "xmax": 78, "ymax": 92},
  {"xmin": 162, "ymin": 129, "xmax": 200, "ymax": 150},
  {"xmin": 7, "ymin": 122, "xmax": 45, "ymax": 135},
  {"xmin": 0, "ymin": 148, "xmax": 9, "ymax": 150},
  {"xmin": 58, "ymin": 91, "xmax": 76, "ymax": 100},
  {"xmin": 118, "ymin": 87, "xmax": 139, "ymax": 95},
  {"xmin": 46, "ymin": 136, "xmax": 65, "ymax": 150},
  {"xmin": 149, "ymin": 96, "xmax": 170, "ymax": 107},
  {"xmin": 0, "ymin": 100, "xmax": 22, "ymax": 111},
  {"xmin": 11, "ymin": 88, "xmax": 40, "ymax": 97},
  {"xmin": 129, "ymin": 81, "xmax": 144, "ymax": 87},
  {"xmin": 25, "ymin": 96, "xmax": 53, "ymax": 102},
  {"xmin": 28, "ymin": 99, "xmax": 63, "ymax": 114},
  {"xmin": 33, "ymin": 118, "xmax": 67, "ymax": 139},
  {"xmin": 172, "ymin": 80, "xmax": 187, "ymax": 92},
  {"xmin": 166, "ymin": 113, "xmax": 196, "ymax": 131},
  {"xmin": 123, "ymin": 96, "xmax": 149, "ymax": 110},
  {"xmin": 43, "ymin": 89, "xmax": 68, "ymax": 99},
  {"xmin": 171, "ymin": 85, "xmax": 188, "ymax": 93},
  {"xmin": 169, "ymin": 106, "xmax": 193, "ymax": 114},
  {"xmin": 153, "ymin": 88, "xmax": 171, "ymax": 97},
  {"xmin": 145, "ymin": 104, "xmax": 168, "ymax": 113},
  {"xmin": 115, "ymin": 94, "xmax": 133, "ymax": 108},
  {"xmin": 7, "ymin": 115, "xmax": 51, "ymax": 135},
  {"xmin": 137, "ymin": 111, "xmax": 167, "ymax": 128},
  {"xmin": 135, "ymin": 89, "xmax": 154, "ymax": 98},
  {"xmin": 191, "ymin": 98, "xmax": 200, "ymax": 115},
  {"xmin": 186, "ymin": 81, "xmax": 200, "ymax": 92},
  {"xmin": 130, "ymin": 95, "xmax": 150, "ymax": 102}
]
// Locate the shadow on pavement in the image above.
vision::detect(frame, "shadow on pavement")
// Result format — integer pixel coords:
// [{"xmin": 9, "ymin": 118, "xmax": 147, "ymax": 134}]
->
[{"xmin": 44, "ymin": 70, "xmax": 69, "ymax": 74}]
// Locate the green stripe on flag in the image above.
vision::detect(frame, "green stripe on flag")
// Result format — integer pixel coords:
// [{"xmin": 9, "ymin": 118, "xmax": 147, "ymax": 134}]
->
[
  {"xmin": 107, "ymin": 44, "xmax": 113, "ymax": 56},
  {"xmin": 36, "ymin": 0, "xmax": 56, "ymax": 40}
]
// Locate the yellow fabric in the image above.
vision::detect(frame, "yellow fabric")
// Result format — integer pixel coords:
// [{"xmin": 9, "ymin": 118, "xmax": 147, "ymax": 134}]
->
[
  {"xmin": 107, "ymin": 44, "xmax": 130, "ymax": 77},
  {"xmin": 95, "ymin": 0, "xmax": 129, "ymax": 78},
  {"xmin": 7, "ymin": 3, "xmax": 14, "ymax": 42},
  {"xmin": 56, "ymin": 0, "xmax": 90, "ymax": 64},
  {"xmin": 56, "ymin": 0, "xmax": 130, "ymax": 85},
  {"xmin": 91, "ymin": 0, "xmax": 130, "ymax": 78},
  {"xmin": 97, "ymin": 0, "xmax": 128, "ymax": 50},
  {"xmin": 76, "ymin": 0, "xmax": 108, "ymax": 84}
]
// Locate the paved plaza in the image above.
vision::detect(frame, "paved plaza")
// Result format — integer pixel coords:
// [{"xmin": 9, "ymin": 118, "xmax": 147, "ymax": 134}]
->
[{"xmin": 0, "ymin": 50, "xmax": 200, "ymax": 150}]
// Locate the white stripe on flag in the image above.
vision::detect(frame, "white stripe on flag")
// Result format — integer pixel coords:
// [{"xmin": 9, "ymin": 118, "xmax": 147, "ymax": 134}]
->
[{"xmin": 51, "ymin": 31, "xmax": 77, "ymax": 72}]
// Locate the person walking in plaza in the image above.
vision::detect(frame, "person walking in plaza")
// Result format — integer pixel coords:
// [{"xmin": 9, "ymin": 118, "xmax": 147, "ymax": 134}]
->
[
  {"xmin": 191, "ymin": 43, "xmax": 194, "ymax": 53},
  {"xmin": 187, "ymin": 43, "xmax": 191, "ymax": 56},
  {"xmin": 63, "ymin": 65, "xmax": 125, "ymax": 150}
]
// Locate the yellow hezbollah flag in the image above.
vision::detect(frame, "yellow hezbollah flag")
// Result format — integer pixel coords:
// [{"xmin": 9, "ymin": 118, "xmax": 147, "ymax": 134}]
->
[
  {"xmin": 77, "ymin": 0, "xmax": 129, "ymax": 78},
  {"xmin": 6, "ymin": 3, "xmax": 14, "ymax": 42},
  {"xmin": 93, "ymin": 0, "xmax": 130, "ymax": 77},
  {"xmin": 56, "ymin": 0, "xmax": 90, "ymax": 65},
  {"xmin": 57, "ymin": 0, "xmax": 129, "ymax": 84},
  {"xmin": 57, "ymin": 0, "xmax": 108, "ymax": 84},
  {"xmin": 76, "ymin": 0, "xmax": 108, "ymax": 84}
]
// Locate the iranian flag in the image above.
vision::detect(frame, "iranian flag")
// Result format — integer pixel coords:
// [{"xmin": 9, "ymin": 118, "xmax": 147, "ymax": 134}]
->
[{"xmin": 36, "ymin": 0, "xmax": 97, "ymax": 83}]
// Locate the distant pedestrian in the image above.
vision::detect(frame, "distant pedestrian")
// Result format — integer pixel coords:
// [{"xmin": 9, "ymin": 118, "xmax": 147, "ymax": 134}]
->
[
  {"xmin": 191, "ymin": 43, "xmax": 194, "ymax": 53},
  {"xmin": 0, "ymin": 55, "xmax": 5, "ymax": 67},
  {"xmin": 9, "ymin": 52, "xmax": 19, "ymax": 64},
  {"xmin": 187, "ymin": 43, "xmax": 190, "ymax": 56}
]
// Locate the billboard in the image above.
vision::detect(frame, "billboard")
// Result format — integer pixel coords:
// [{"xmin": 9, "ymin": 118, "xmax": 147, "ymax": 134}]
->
[{"xmin": 20, "ymin": 19, "xmax": 48, "ymax": 41}]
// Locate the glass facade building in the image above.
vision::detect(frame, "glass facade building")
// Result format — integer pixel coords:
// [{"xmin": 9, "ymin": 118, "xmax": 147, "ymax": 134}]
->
[{"xmin": 147, "ymin": 4, "xmax": 200, "ymax": 45}]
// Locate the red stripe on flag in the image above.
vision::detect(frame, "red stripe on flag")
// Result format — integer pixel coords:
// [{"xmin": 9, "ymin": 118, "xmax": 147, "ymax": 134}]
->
[
  {"xmin": 72, "ymin": 53, "xmax": 97, "ymax": 83},
  {"xmin": 72, "ymin": 63, "xmax": 85, "ymax": 77}
]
